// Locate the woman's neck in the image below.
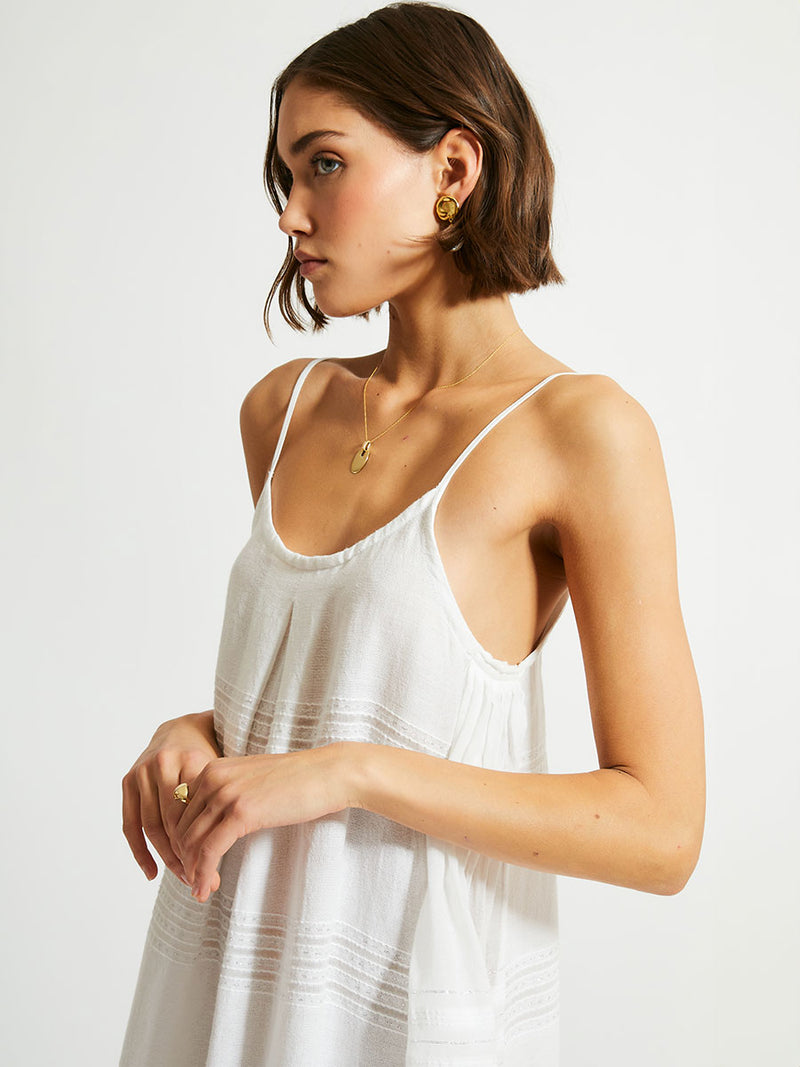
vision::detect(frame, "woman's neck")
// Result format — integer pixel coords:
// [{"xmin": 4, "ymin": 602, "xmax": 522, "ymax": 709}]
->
[{"xmin": 377, "ymin": 292, "xmax": 522, "ymax": 394}]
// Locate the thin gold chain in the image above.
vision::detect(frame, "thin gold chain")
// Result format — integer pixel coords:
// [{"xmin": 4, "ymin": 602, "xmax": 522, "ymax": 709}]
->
[{"xmin": 361, "ymin": 326, "xmax": 523, "ymax": 445}]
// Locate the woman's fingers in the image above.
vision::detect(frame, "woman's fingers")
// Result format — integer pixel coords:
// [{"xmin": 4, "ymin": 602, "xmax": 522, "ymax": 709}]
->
[
  {"xmin": 121, "ymin": 746, "xmax": 222, "ymax": 883},
  {"xmin": 187, "ymin": 817, "xmax": 245, "ymax": 903},
  {"xmin": 131, "ymin": 767, "xmax": 190, "ymax": 885},
  {"xmin": 122, "ymin": 714, "xmax": 224, "ymax": 886},
  {"xmin": 174, "ymin": 782, "xmax": 229, "ymax": 883},
  {"xmin": 173, "ymin": 764, "xmax": 250, "ymax": 894},
  {"xmin": 160, "ymin": 753, "xmax": 221, "ymax": 859},
  {"xmin": 121, "ymin": 774, "xmax": 158, "ymax": 880}
]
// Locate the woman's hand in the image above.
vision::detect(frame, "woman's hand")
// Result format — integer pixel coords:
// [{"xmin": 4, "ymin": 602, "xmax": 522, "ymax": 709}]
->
[
  {"xmin": 122, "ymin": 710, "xmax": 222, "ymax": 886},
  {"xmin": 176, "ymin": 743, "xmax": 352, "ymax": 903}
]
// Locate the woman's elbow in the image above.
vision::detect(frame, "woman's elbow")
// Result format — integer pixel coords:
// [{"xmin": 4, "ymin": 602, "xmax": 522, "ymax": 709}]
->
[{"xmin": 645, "ymin": 817, "xmax": 705, "ymax": 896}]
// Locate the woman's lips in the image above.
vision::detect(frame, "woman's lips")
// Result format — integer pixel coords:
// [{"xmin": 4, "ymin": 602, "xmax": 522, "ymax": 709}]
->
[{"xmin": 298, "ymin": 259, "xmax": 327, "ymax": 277}]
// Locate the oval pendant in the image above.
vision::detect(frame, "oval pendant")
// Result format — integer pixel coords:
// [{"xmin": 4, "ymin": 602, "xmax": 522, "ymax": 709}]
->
[{"xmin": 350, "ymin": 441, "xmax": 371, "ymax": 474}]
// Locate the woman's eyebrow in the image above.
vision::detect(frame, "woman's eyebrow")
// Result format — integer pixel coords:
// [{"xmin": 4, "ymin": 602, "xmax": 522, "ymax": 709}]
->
[{"xmin": 277, "ymin": 129, "xmax": 348, "ymax": 165}]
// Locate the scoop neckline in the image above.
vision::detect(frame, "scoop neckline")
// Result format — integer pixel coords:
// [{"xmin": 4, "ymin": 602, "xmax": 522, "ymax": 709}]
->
[{"xmin": 262, "ymin": 474, "xmax": 440, "ymax": 570}]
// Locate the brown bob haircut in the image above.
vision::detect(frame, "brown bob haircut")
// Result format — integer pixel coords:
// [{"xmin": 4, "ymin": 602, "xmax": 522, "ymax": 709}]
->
[{"xmin": 263, "ymin": 2, "xmax": 564, "ymax": 334}]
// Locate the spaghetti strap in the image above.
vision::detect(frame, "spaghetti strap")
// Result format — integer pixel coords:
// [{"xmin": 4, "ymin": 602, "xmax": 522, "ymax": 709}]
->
[
  {"xmin": 267, "ymin": 358, "xmax": 327, "ymax": 480},
  {"xmin": 432, "ymin": 370, "xmax": 577, "ymax": 503}
]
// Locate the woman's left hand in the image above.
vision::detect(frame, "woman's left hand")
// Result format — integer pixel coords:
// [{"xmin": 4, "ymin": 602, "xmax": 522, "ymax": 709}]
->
[{"xmin": 175, "ymin": 742, "xmax": 353, "ymax": 902}]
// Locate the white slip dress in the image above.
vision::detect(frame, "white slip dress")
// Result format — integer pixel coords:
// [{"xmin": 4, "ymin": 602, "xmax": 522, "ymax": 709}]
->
[{"xmin": 121, "ymin": 359, "xmax": 576, "ymax": 1066}]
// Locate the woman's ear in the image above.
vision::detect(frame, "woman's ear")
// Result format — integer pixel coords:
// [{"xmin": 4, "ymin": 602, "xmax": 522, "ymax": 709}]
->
[{"xmin": 434, "ymin": 127, "xmax": 483, "ymax": 205}]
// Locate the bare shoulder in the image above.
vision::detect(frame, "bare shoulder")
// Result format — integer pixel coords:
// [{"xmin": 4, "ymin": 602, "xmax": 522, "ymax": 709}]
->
[
  {"xmin": 538, "ymin": 371, "xmax": 657, "ymax": 447},
  {"xmin": 536, "ymin": 373, "xmax": 668, "ymax": 527},
  {"xmin": 538, "ymin": 372, "xmax": 661, "ymax": 463},
  {"xmin": 238, "ymin": 357, "xmax": 324, "ymax": 506},
  {"xmin": 240, "ymin": 357, "xmax": 320, "ymax": 434}
]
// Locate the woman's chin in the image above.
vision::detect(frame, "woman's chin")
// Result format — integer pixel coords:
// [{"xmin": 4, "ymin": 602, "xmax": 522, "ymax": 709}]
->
[{"xmin": 313, "ymin": 292, "xmax": 385, "ymax": 320}]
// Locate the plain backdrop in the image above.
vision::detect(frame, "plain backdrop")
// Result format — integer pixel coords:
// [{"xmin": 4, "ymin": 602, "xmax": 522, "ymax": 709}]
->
[{"xmin": 1, "ymin": 1, "xmax": 798, "ymax": 1064}]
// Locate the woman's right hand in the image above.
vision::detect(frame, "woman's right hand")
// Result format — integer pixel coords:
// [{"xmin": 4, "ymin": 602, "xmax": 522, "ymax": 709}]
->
[{"xmin": 122, "ymin": 710, "xmax": 222, "ymax": 886}]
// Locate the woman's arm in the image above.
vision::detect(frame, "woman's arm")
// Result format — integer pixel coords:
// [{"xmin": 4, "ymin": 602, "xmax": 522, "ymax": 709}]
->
[
  {"xmin": 177, "ymin": 376, "xmax": 705, "ymax": 902},
  {"xmin": 345, "ymin": 378, "xmax": 704, "ymax": 895}
]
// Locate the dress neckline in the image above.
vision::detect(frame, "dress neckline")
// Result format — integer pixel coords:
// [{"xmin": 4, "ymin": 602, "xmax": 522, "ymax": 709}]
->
[
  {"xmin": 262, "ymin": 359, "xmax": 577, "ymax": 569},
  {"xmin": 262, "ymin": 474, "xmax": 439, "ymax": 569}
]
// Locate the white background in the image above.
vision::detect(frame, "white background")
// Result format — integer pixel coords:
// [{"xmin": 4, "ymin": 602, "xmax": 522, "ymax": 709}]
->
[{"xmin": 1, "ymin": 1, "xmax": 797, "ymax": 1064}]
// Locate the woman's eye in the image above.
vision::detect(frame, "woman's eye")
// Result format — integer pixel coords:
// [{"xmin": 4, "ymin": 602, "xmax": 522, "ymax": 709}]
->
[{"xmin": 312, "ymin": 156, "xmax": 341, "ymax": 177}]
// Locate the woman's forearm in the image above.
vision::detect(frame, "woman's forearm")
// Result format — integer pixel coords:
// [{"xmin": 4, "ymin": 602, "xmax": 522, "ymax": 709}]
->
[{"xmin": 344, "ymin": 743, "xmax": 701, "ymax": 896}]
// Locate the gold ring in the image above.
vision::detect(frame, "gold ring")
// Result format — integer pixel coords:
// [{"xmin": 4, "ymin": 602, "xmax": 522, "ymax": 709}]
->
[{"xmin": 173, "ymin": 782, "xmax": 189, "ymax": 804}]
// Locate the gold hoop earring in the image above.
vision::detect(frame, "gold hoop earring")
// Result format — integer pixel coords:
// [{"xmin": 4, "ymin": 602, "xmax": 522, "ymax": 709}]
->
[{"xmin": 434, "ymin": 195, "xmax": 460, "ymax": 223}]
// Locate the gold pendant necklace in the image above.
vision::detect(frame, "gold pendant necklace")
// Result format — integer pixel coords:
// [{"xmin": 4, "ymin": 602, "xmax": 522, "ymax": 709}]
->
[
  {"xmin": 350, "ymin": 326, "xmax": 522, "ymax": 474},
  {"xmin": 350, "ymin": 441, "xmax": 372, "ymax": 474}
]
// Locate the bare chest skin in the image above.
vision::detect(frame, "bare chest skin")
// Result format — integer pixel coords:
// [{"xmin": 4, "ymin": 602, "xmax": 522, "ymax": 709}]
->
[{"xmin": 268, "ymin": 356, "xmax": 571, "ymax": 666}]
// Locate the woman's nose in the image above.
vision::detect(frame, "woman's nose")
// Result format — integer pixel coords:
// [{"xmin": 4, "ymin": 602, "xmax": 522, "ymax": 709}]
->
[{"xmin": 278, "ymin": 186, "xmax": 313, "ymax": 237}]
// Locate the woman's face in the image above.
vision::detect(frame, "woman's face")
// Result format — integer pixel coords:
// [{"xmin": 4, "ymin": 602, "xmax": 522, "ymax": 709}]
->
[{"xmin": 275, "ymin": 79, "xmax": 445, "ymax": 318}]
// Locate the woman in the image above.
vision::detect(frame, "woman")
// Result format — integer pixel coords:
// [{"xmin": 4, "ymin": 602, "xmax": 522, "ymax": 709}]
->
[{"xmin": 121, "ymin": 4, "xmax": 705, "ymax": 1064}]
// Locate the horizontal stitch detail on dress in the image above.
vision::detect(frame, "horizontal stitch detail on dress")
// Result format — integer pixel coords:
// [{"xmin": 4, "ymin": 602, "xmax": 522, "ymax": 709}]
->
[
  {"xmin": 151, "ymin": 879, "xmax": 415, "ymax": 968},
  {"xmin": 215, "ymin": 683, "xmax": 451, "ymax": 754},
  {"xmin": 501, "ymin": 944, "xmax": 559, "ymax": 981},
  {"xmin": 147, "ymin": 923, "xmax": 412, "ymax": 1032}
]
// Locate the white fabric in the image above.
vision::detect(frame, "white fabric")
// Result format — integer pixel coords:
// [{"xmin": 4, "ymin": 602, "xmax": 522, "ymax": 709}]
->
[{"xmin": 121, "ymin": 359, "xmax": 575, "ymax": 1066}]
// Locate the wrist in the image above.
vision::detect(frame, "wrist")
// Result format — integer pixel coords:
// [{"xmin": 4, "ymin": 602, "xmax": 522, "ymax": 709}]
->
[
  {"xmin": 155, "ymin": 709, "xmax": 219, "ymax": 753},
  {"xmin": 191, "ymin": 709, "xmax": 220, "ymax": 748},
  {"xmin": 337, "ymin": 741, "xmax": 379, "ymax": 811}
]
